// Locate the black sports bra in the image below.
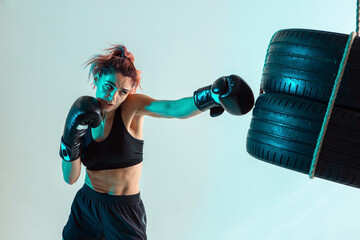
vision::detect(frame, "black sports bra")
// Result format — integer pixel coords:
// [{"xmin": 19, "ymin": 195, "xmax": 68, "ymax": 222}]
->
[{"xmin": 81, "ymin": 106, "xmax": 144, "ymax": 170}]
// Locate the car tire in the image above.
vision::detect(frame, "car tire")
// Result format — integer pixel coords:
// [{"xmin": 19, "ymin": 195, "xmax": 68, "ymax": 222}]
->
[{"xmin": 246, "ymin": 93, "xmax": 360, "ymax": 188}]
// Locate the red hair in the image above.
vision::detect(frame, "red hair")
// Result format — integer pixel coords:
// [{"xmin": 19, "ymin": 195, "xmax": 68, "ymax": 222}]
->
[{"xmin": 84, "ymin": 44, "xmax": 142, "ymax": 93}]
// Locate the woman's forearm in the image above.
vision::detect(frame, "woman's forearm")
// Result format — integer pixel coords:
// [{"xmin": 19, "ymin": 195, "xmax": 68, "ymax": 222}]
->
[
  {"xmin": 62, "ymin": 158, "xmax": 81, "ymax": 185},
  {"xmin": 170, "ymin": 97, "xmax": 202, "ymax": 119},
  {"xmin": 145, "ymin": 97, "xmax": 201, "ymax": 119}
]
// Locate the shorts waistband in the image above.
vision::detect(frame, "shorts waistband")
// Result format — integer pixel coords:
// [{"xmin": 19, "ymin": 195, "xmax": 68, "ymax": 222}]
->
[{"xmin": 80, "ymin": 183, "xmax": 141, "ymax": 206}]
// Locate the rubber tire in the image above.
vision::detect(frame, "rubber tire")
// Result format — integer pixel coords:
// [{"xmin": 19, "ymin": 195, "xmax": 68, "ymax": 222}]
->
[
  {"xmin": 246, "ymin": 93, "xmax": 360, "ymax": 188},
  {"xmin": 261, "ymin": 28, "xmax": 360, "ymax": 111}
]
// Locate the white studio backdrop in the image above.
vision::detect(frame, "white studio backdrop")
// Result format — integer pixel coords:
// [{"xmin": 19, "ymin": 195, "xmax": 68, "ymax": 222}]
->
[{"xmin": 1, "ymin": 0, "xmax": 360, "ymax": 239}]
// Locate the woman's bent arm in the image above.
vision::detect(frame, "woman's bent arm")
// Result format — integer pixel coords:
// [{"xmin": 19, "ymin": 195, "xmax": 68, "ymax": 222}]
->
[{"xmin": 62, "ymin": 158, "xmax": 81, "ymax": 185}]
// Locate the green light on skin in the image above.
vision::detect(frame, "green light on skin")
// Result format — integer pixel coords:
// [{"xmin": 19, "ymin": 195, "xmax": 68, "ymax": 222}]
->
[
  {"xmin": 94, "ymin": 73, "xmax": 119, "ymax": 102},
  {"xmin": 92, "ymin": 74, "xmax": 116, "ymax": 139},
  {"xmin": 92, "ymin": 73, "xmax": 132, "ymax": 139},
  {"xmin": 92, "ymin": 73, "xmax": 119, "ymax": 139},
  {"xmin": 144, "ymin": 97, "xmax": 202, "ymax": 119},
  {"xmin": 92, "ymin": 117, "xmax": 106, "ymax": 139},
  {"xmin": 143, "ymin": 91, "xmax": 220, "ymax": 119}
]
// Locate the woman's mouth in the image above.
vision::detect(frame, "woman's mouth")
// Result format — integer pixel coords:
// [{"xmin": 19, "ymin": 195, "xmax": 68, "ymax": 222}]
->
[{"xmin": 102, "ymin": 101, "xmax": 113, "ymax": 108}]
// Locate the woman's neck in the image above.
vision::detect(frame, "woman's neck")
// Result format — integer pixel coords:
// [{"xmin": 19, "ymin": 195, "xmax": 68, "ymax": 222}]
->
[{"xmin": 102, "ymin": 109, "xmax": 116, "ymax": 121}]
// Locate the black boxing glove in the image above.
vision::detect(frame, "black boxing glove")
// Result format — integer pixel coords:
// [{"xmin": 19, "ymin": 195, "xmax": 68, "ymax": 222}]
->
[
  {"xmin": 193, "ymin": 85, "xmax": 225, "ymax": 117},
  {"xmin": 212, "ymin": 75, "xmax": 254, "ymax": 115},
  {"xmin": 193, "ymin": 75, "xmax": 254, "ymax": 117},
  {"xmin": 59, "ymin": 96, "xmax": 102, "ymax": 162}
]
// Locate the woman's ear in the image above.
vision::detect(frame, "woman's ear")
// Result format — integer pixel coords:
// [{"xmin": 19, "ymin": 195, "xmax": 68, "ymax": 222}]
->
[{"xmin": 93, "ymin": 73, "xmax": 99, "ymax": 85}]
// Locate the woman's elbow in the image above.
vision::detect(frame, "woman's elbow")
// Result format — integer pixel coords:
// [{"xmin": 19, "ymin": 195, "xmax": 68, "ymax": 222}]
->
[
  {"xmin": 63, "ymin": 175, "xmax": 79, "ymax": 185},
  {"xmin": 63, "ymin": 178, "xmax": 72, "ymax": 185}
]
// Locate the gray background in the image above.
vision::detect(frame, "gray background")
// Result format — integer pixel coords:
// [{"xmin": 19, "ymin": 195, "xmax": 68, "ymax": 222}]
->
[{"xmin": 1, "ymin": 0, "xmax": 360, "ymax": 239}]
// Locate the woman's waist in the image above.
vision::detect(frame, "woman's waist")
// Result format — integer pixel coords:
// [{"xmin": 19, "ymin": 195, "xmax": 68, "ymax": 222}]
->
[
  {"xmin": 84, "ymin": 181, "xmax": 140, "ymax": 196},
  {"xmin": 85, "ymin": 166, "xmax": 142, "ymax": 195},
  {"xmin": 79, "ymin": 183, "xmax": 142, "ymax": 205}
]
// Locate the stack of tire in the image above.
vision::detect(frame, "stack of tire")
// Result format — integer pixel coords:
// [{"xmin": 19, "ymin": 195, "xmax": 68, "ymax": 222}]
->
[{"xmin": 246, "ymin": 29, "xmax": 360, "ymax": 188}]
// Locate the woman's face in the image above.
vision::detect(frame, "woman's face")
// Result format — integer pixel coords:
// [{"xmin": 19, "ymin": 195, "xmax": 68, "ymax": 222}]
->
[{"xmin": 94, "ymin": 72, "xmax": 133, "ymax": 113}]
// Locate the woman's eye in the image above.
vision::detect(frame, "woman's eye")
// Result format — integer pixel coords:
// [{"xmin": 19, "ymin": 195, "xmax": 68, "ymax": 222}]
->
[{"xmin": 105, "ymin": 84, "xmax": 113, "ymax": 90}]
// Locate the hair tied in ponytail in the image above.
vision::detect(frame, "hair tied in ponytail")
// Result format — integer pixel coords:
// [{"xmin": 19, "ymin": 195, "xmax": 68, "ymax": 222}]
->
[{"xmin": 114, "ymin": 46, "xmax": 129, "ymax": 60}]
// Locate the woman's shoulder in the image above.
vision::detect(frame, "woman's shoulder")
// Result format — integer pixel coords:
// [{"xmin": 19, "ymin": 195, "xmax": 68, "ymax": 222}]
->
[
  {"xmin": 123, "ymin": 94, "xmax": 155, "ymax": 110},
  {"xmin": 125, "ymin": 93, "xmax": 154, "ymax": 102},
  {"xmin": 120, "ymin": 93, "xmax": 152, "ymax": 118}
]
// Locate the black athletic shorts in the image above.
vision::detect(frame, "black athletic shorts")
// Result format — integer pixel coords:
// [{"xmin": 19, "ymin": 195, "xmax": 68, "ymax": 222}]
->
[{"xmin": 62, "ymin": 184, "xmax": 147, "ymax": 240}]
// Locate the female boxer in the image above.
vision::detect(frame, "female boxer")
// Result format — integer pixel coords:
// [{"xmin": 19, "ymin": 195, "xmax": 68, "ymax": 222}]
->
[{"xmin": 60, "ymin": 44, "xmax": 254, "ymax": 240}]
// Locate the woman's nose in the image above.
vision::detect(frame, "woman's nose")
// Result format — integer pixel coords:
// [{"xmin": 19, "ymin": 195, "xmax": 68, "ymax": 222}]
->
[{"xmin": 105, "ymin": 91, "xmax": 115, "ymax": 102}]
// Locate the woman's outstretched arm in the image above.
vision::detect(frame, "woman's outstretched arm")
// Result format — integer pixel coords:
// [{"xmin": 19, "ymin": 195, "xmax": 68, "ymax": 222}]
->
[{"xmin": 130, "ymin": 94, "xmax": 202, "ymax": 119}]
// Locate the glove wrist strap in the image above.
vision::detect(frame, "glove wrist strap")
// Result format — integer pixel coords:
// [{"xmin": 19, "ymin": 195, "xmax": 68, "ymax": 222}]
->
[
  {"xmin": 193, "ymin": 86, "xmax": 220, "ymax": 111},
  {"xmin": 59, "ymin": 137, "xmax": 78, "ymax": 162}
]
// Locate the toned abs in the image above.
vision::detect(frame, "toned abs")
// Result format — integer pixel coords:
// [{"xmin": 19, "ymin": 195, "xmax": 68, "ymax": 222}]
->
[{"xmin": 85, "ymin": 101, "xmax": 145, "ymax": 195}]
